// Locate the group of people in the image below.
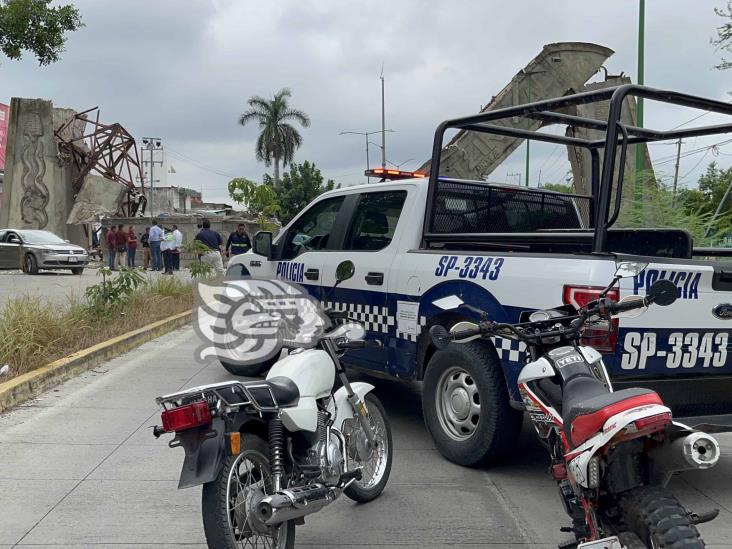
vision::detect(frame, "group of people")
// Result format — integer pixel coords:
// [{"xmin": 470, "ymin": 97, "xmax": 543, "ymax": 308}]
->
[
  {"xmin": 193, "ymin": 220, "xmax": 252, "ymax": 276},
  {"xmin": 104, "ymin": 220, "xmax": 252, "ymax": 276},
  {"xmin": 106, "ymin": 222, "xmax": 182, "ymax": 274}
]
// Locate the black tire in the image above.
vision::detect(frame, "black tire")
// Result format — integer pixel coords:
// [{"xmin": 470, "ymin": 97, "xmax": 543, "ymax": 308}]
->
[
  {"xmin": 220, "ymin": 353, "xmax": 280, "ymax": 377},
  {"xmin": 422, "ymin": 340, "xmax": 522, "ymax": 467},
  {"xmin": 23, "ymin": 253, "xmax": 38, "ymax": 275},
  {"xmin": 621, "ymin": 486, "xmax": 704, "ymax": 548},
  {"xmin": 344, "ymin": 393, "xmax": 393, "ymax": 503},
  {"xmin": 71, "ymin": 267, "xmax": 84, "ymax": 275},
  {"xmin": 201, "ymin": 433, "xmax": 295, "ymax": 549}
]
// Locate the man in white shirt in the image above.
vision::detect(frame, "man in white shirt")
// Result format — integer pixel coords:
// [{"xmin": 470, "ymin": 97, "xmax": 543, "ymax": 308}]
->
[
  {"xmin": 160, "ymin": 228, "xmax": 175, "ymax": 275},
  {"xmin": 172, "ymin": 225, "xmax": 183, "ymax": 271}
]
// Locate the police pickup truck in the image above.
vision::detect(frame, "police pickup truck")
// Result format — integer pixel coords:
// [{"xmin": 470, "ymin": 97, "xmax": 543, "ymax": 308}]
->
[{"xmin": 229, "ymin": 85, "xmax": 732, "ymax": 466}]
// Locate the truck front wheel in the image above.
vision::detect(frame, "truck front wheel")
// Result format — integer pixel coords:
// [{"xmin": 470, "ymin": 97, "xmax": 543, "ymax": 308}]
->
[{"xmin": 422, "ymin": 340, "xmax": 522, "ymax": 467}]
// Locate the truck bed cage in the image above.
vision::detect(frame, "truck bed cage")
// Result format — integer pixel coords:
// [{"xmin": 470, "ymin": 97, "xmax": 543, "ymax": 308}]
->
[{"xmin": 424, "ymin": 85, "xmax": 732, "ymax": 253}]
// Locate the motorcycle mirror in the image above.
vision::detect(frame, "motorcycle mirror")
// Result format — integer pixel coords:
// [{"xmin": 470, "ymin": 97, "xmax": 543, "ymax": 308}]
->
[
  {"xmin": 335, "ymin": 261, "xmax": 355, "ymax": 284},
  {"xmin": 648, "ymin": 279, "xmax": 678, "ymax": 306},
  {"xmin": 429, "ymin": 325, "xmax": 451, "ymax": 350},
  {"xmin": 614, "ymin": 261, "xmax": 648, "ymax": 279}
]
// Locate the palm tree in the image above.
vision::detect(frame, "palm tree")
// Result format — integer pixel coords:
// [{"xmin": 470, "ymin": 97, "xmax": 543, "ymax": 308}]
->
[{"xmin": 238, "ymin": 88, "xmax": 311, "ymax": 189}]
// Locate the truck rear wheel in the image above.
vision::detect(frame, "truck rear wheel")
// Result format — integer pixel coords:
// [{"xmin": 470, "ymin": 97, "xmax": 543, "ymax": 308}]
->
[{"xmin": 422, "ymin": 340, "xmax": 522, "ymax": 467}]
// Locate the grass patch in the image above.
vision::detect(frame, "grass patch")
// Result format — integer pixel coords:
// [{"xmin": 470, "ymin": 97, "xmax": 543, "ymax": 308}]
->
[{"xmin": 0, "ymin": 273, "xmax": 193, "ymax": 380}]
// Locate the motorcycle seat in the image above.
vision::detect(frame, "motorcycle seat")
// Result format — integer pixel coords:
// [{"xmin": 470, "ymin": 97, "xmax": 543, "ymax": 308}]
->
[
  {"xmin": 247, "ymin": 376, "xmax": 300, "ymax": 408},
  {"xmin": 563, "ymin": 375, "xmax": 663, "ymax": 448}
]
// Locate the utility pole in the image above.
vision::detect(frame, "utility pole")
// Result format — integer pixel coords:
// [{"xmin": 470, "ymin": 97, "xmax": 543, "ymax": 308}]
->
[
  {"xmin": 142, "ymin": 137, "xmax": 163, "ymax": 217},
  {"xmin": 339, "ymin": 129, "xmax": 394, "ymax": 183},
  {"xmin": 635, "ymin": 0, "xmax": 646, "ymax": 207},
  {"xmin": 672, "ymin": 138, "xmax": 683, "ymax": 207},
  {"xmin": 381, "ymin": 69, "xmax": 386, "ymax": 170}
]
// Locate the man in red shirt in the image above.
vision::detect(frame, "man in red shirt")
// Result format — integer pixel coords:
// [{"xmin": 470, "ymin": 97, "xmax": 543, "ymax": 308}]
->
[
  {"xmin": 106, "ymin": 226, "xmax": 117, "ymax": 270},
  {"xmin": 115, "ymin": 224, "xmax": 127, "ymax": 269}
]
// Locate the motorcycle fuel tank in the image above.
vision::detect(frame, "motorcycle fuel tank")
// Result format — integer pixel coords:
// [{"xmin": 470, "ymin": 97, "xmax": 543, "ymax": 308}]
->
[{"xmin": 267, "ymin": 349, "xmax": 335, "ymax": 400}]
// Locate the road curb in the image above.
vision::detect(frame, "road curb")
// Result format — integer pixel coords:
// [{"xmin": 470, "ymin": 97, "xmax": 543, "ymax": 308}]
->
[{"xmin": 0, "ymin": 310, "xmax": 192, "ymax": 413}]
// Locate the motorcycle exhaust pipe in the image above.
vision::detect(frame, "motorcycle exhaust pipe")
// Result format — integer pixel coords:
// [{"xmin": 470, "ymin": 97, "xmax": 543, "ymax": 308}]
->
[
  {"xmin": 675, "ymin": 432, "xmax": 720, "ymax": 469},
  {"xmin": 256, "ymin": 483, "xmax": 335, "ymax": 526},
  {"xmin": 651, "ymin": 431, "xmax": 720, "ymax": 485}
]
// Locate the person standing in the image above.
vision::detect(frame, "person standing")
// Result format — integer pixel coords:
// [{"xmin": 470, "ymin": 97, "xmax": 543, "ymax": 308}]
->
[
  {"xmin": 194, "ymin": 219, "xmax": 224, "ymax": 276},
  {"xmin": 226, "ymin": 224, "xmax": 252, "ymax": 259},
  {"xmin": 126, "ymin": 226, "xmax": 138, "ymax": 267},
  {"xmin": 106, "ymin": 226, "xmax": 117, "ymax": 270},
  {"xmin": 149, "ymin": 219, "xmax": 164, "ymax": 271},
  {"xmin": 115, "ymin": 224, "xmax": 127, "ymax": 269},
  {"xmin": 141, "ymin": 227, "xmax": 151, "ymax": 269},
  {"xmin": 172, "ymin": 224, "xmax": 183, "ymax": 271},
  {"xmin": 161, "ymin": 228, "xmax": 175, "ymax": 275}
]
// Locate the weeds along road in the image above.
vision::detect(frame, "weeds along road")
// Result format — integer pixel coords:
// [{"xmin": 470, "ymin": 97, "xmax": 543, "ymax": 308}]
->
[{"xmin": 0, "ymin": 327, "xmax": 731, "ymax": 547}]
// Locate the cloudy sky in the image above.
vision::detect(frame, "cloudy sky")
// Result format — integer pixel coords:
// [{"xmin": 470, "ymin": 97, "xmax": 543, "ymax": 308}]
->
[{"xmin": 2, "ymin": 0, "xmax": 731, "ymax": 203}]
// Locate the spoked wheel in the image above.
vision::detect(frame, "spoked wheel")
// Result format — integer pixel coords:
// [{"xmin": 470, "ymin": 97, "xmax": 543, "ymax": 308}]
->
[
  {"xmin": 344, "ymin": 393, "xmax": 393, "ymax": 503},
  {"xmin": 202, "ymin": 434, "xmax": 294, "ymax": 549},
  {"xmin": 620, "ymin": 486, "xmax": 704, "ymax": 548}
]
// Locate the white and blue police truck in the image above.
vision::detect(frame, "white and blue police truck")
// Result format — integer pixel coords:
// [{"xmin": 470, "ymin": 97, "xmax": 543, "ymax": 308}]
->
[{"xmin": 228, "ymin": 85, "xmax": 732, "ymax": 466}]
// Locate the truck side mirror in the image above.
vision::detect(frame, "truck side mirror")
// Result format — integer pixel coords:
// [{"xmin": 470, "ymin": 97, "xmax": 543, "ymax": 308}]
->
[{"xmin": 253, "ymin": 231, "xmax": 273, "ymax": 259}]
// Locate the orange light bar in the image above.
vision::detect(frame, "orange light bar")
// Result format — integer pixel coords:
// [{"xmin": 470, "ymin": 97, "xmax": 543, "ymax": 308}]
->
[{"xmin": 364, "ymin": 168, "xmax": 428, "ymax": 180}]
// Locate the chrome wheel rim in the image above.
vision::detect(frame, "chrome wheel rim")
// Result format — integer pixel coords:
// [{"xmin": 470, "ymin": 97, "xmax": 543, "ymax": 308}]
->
[
  {"xmin": 225, "ymin": 451, "xmax": 288, "ymax": 549},
  {"xmin": 352, "ymin": 402, "xmax": 389, "ymax": 490},
  {"xmin": 435, "ymin": 366, "xmax": 480, "ymax": 441}
]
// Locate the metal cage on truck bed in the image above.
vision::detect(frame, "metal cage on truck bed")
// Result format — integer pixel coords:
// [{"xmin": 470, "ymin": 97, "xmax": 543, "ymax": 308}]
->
[{"xmin": 423, "ymin": 85, "xmax": 732, "ymax": 254}]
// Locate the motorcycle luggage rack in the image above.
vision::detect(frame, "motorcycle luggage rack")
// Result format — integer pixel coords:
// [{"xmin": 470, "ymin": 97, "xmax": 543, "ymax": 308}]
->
[{"xmin": 156, "ymin": 380, "xmax": 282, "ymax": 412}]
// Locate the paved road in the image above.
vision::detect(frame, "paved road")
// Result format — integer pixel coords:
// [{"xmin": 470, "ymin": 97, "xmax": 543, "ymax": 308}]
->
[
  {"xmin": 1, "ymin": 327, "xmax": 731, "ymax": 548},
  {"xmin": 0, "ymin": 266, "xmax": 191, "ymax": 310}
]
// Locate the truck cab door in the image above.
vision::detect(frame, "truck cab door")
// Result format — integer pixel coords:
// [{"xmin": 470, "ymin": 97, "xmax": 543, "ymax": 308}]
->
[{"xmin": 319, "ymin": 190, "xmax": 408, "ymax": 374}]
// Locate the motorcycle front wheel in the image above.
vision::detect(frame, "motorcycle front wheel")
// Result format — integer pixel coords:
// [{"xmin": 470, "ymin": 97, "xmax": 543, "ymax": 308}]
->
[
  {"xmin": 620, "ymin": 486, "xmax": 703, "ymax": 548},
  {"xmin": 201, "ymin": 433, "xmax": 295, "ymax": 549},
  {"xmin": 344, "ymin": 393, "xmax": 393, "ymax": 503}
]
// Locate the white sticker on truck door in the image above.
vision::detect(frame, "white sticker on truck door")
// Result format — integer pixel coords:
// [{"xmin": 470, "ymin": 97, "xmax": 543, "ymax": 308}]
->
[{"xmin": 396, "ymin": 301, "xmax": 419, "ymax": 336}]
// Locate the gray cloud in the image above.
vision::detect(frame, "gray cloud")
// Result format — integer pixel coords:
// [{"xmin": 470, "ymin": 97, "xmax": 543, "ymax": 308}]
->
[{"xmin": 2, "ymin": 0, "xmax": 730, "ymax": 202}]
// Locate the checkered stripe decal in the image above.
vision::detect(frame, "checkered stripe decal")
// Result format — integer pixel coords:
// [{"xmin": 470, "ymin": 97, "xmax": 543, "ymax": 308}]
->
[
  {"xmin": 324, "ymin": 301, "xmax": 395, "ymax": 334},
  {"xmin": 396, "ymin": 315, "xmax": 427, "ymax": 342},
  {"xmin": 491, "ymin": 336, "xmax": 527, "ymax": 363}
]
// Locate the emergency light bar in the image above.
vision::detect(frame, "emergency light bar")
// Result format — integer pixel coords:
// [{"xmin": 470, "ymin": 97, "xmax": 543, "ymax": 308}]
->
[{"xmin": 365, "ymin": 168, "xmax": 427, "ymax": 181}]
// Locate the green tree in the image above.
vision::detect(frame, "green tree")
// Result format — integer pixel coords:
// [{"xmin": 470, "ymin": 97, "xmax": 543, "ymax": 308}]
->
[
  {"xmin": 227, "ymin": 177, "xmax": 280, "ymax": 230},
  {"xmin": 713, "ymin": 1, "xmax": 732, "ymax": 70},
  {"xmin": 275, "ymin": 161, "xmax": 336, "ymax": 224},
  {"xmin": 541, "ymin": 182, "xmax": 573, "ymax": 194},
  {"xmin": 237, "ymin": 88, "xmax": 310, "ymax": 189},
  {"xmin": 0, "ymin": 0, "xmax": 83, "ymax": 66}
]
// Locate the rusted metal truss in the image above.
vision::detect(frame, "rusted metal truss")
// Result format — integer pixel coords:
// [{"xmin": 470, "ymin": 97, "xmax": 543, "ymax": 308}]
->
[{"xmin": 55, "ymin": 107, "xmax": 146, "ymax": 216}]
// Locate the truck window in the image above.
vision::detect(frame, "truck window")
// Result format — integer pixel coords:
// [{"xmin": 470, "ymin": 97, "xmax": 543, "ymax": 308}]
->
[
  {"xmin": 433, "ymin": 180, "xmax": 584, "ymax": 233},
  {"xmin": 343, "ymin": 191, "xmax": 407, "ymax": 251},
  {"xmin": 280, "ymin": 196, "xmax": 345, "ymax": 260}
]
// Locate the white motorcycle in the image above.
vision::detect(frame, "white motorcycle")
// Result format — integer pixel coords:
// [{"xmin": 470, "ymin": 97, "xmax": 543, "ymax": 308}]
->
[{"xmin": 154, "ymin": 261, "xmax": 393, "ymax": 548}]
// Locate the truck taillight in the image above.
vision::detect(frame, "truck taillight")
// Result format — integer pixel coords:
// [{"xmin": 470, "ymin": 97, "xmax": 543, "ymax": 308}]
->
[
  {"xmin": 563, "ymin": 285, "xmax": 620, "ymax": 353},
  {"xmin": 161, "ymin": 401, "xmax": 211, "ymax": 433}
]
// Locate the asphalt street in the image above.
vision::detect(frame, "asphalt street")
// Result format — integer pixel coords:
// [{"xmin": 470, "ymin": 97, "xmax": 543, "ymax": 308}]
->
[{"xmin": 1, "ymin": 327, "xmax": 731, "ymax": 548}]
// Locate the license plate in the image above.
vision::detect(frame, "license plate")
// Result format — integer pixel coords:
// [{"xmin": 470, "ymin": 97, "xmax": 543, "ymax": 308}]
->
[
  {"xmin": 578, "ymin": 537, "xmax": 622, "ymax": 549},
  {"xmin": 68, "ymin": 256, "xmax": 78, "ymax": 263}
]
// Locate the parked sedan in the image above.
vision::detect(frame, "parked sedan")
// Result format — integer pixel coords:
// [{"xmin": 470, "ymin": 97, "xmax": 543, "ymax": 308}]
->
[{"xmin": 0, "ymin": 229, "xmax": 89, "ymax": 274}]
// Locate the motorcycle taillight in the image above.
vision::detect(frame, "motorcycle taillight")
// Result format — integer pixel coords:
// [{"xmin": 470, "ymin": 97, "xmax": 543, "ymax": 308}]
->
[
  {"xmin": 563, "ymin": 285, "xmax": 620, "ymax": 353},
  {"xmin": 161, "ymin": 401, "xmax": 211, "ymax": 433}
]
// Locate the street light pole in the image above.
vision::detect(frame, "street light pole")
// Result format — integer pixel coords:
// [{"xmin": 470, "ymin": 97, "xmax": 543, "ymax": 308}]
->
[
  {"xmin": 381, "ymin": 72, "xmax": 386, "ymax": 170},
  {"xmin": 142, "ymin": 137, "xmax": 163, "ymax": 218},
  {"xmin": 339, "ymin": 129, "xmax": 394, "ymax": 183},
  {"xmin": 635, "ymin": 0, "xmax": 646, "ymax": 206}
]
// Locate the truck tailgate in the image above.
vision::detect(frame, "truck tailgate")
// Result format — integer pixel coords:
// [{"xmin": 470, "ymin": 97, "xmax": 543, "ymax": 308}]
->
[{"xmin": 615, "ymin": 262, "xmax": 732, "ymax": 416}]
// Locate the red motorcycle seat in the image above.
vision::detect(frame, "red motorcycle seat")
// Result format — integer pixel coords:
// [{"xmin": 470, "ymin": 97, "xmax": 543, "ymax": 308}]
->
[{"xmin": 566, "ymin": 387, "xmax": 663, "ymax": 448}]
